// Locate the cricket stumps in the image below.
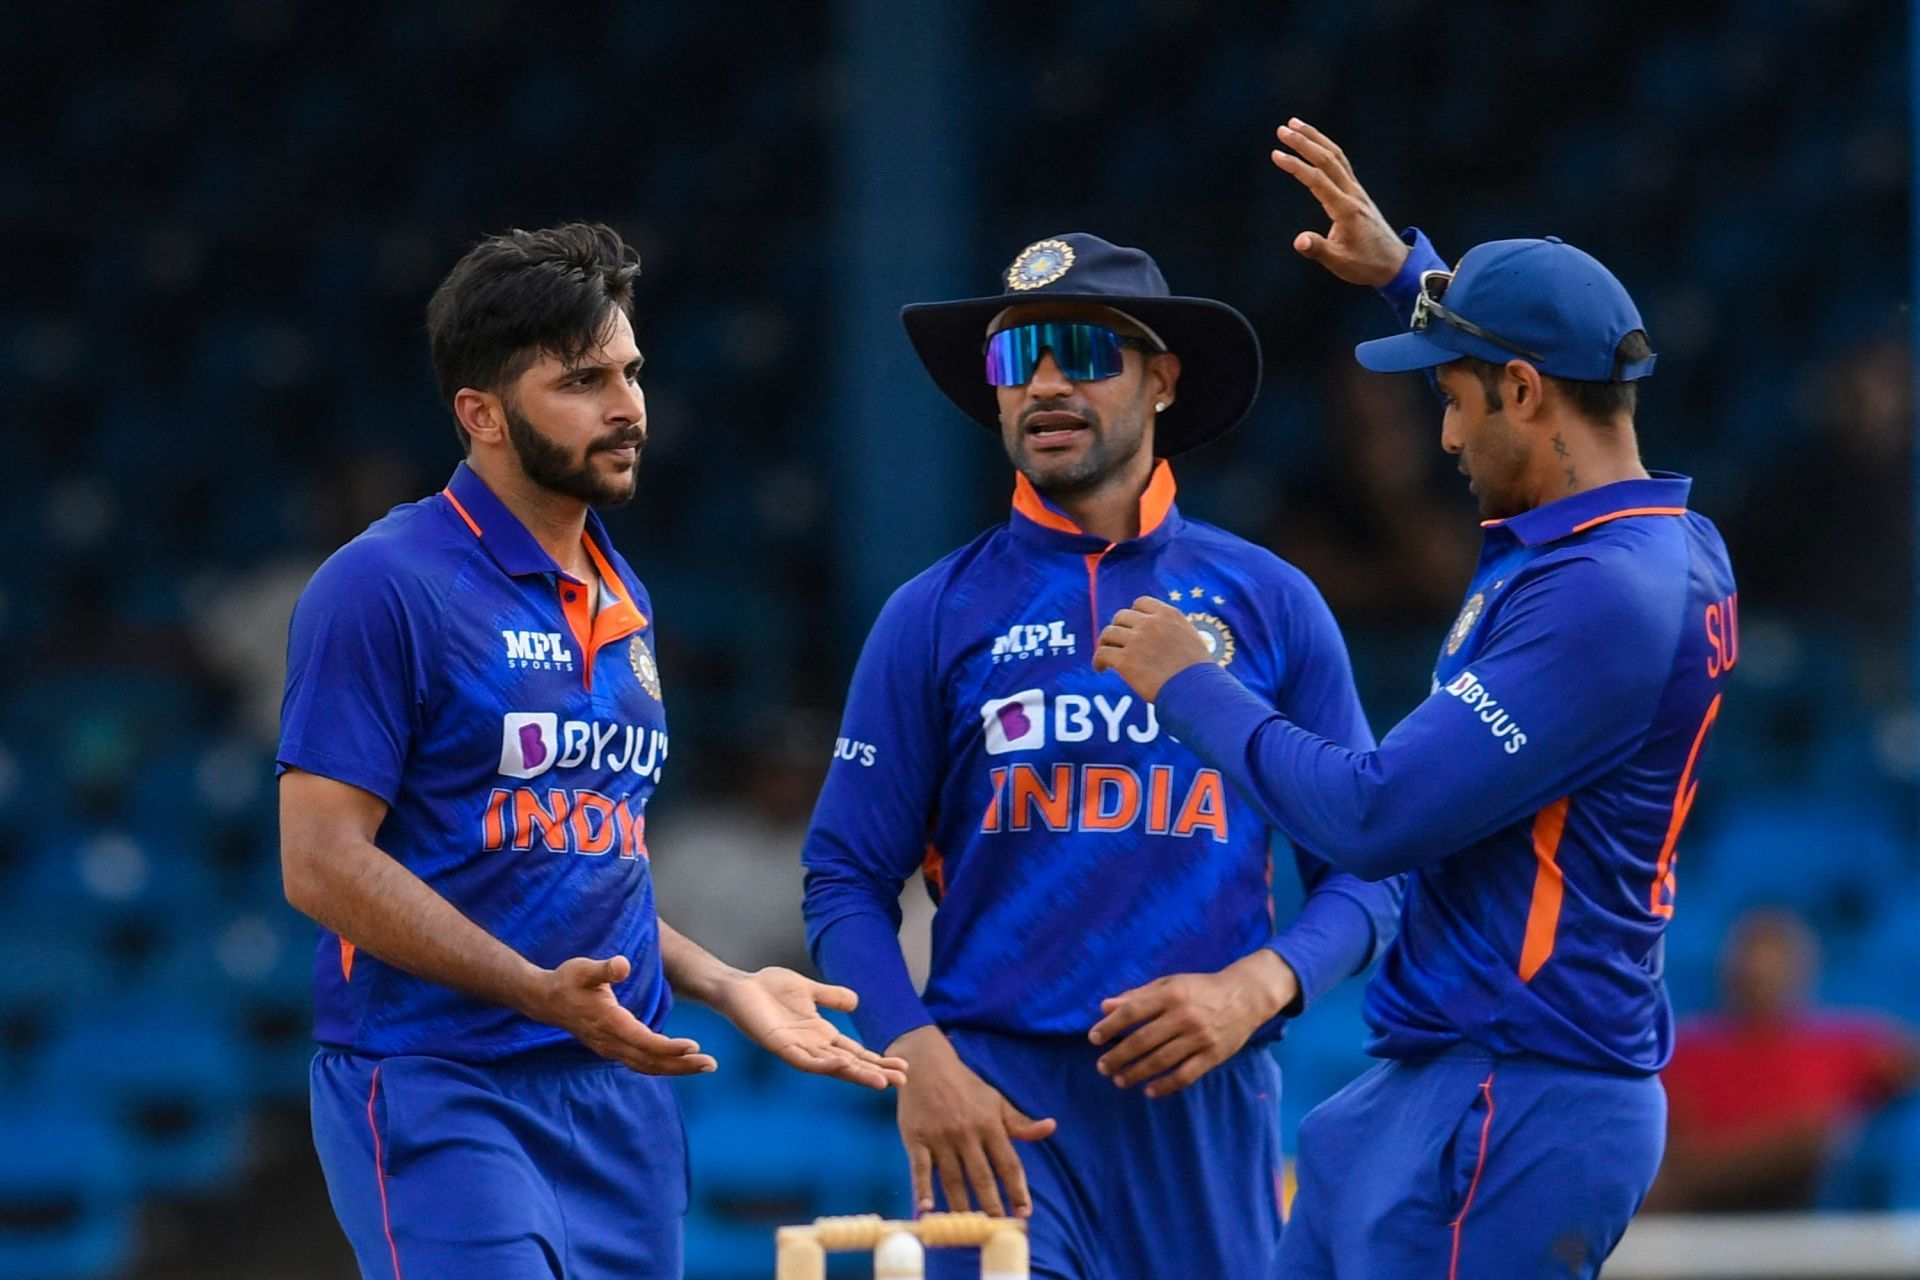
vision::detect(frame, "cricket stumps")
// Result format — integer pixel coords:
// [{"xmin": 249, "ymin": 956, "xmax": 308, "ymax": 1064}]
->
[{"xmin": 774, "ymin": 1212, "xmax": 1030, "ymax": 1280}]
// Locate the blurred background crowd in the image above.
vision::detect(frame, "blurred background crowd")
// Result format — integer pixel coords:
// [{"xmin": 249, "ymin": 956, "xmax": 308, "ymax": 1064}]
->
[{"xmin": 1, "ymin": 1, "xmax": 1912, "ymax": 1276}]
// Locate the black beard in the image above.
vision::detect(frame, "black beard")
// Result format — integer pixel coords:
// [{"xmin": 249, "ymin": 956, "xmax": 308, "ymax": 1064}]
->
[
  {"xmin": 1008, "ymin": 401, "xmax": 1148, "ymax": 498},
  {"xmin": 505, "ymin": 403, "xmax": 641, "ymax": 508}
]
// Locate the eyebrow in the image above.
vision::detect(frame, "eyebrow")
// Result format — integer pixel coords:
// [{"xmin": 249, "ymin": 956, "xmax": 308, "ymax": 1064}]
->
[{"xmin": 556, "ymin": 353, "xmax": 646, "ymax": 379}]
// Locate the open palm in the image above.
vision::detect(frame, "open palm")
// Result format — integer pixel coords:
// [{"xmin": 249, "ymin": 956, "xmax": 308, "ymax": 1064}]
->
[{"xmin": 719, "ymin": 967, "xmax": 908, "ymax": 1091}]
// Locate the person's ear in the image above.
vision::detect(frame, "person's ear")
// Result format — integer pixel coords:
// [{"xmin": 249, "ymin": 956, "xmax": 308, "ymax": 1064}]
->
[
  {"xmin": 1147, "ymin": 352, "xmax": 1181, "ymax": 412},
  {"xmin": 1506, "ymin": 361, "xmax": 1544, "ymax": 421},
  {"xmin": 455, "ymin": 388, "xmax": 506, "ymax": 448}
]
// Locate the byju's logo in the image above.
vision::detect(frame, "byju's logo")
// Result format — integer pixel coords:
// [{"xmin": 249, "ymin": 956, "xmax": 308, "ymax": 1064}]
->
[
  {"xmin": 1443, "ymin": 670, "xmax": 1529, "ymax": 754},
  {"xmin": 990, "ymin": 621, "xmax": 1077, "ymax": 665},
  {"xmin": 503, "ymin": 631, "xmax": 575, "ymax": 670},
  {"xmin": 981, "ymin": 690, "xmax": 1047, "ymax": 754},
  {"xmin": 499, "ymin": 712, "xmax": 559, "ymax": 778},
  {"xmin": 497, "ymin": 713, "xmax": 670, "ymax": 781}
]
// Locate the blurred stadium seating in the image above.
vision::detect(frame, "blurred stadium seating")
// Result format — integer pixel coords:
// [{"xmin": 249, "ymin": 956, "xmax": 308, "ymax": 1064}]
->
[{"xmin": 1, "ymin": 0, "xmax": 1909, "ymax": 1275}]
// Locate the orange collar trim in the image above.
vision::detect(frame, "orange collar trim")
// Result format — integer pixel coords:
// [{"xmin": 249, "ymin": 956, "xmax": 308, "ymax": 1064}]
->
[
  {"xmin": 443, "ymin": 488, "xmax": 482, "ymax": 537},
  {"xmin": 1011, "ymin": 460, "xmax": 1177, "ymax": 541},
  {"xmin": 579, "ymin": 532, "xmax": 649, "ymax": 629},
  {"xmin": 1568, "ymin": 506, "xmax": 1690, "ymax": 535}
]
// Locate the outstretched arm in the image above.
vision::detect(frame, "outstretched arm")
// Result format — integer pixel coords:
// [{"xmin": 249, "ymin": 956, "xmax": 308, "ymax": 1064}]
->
[
  {"xmin": 1096, "ymin": 563, "xmax": 1673, "ymax": 879},
  {"xmin": 658, "ymin": 920, "xmax": 905, "ymax": 1091}
]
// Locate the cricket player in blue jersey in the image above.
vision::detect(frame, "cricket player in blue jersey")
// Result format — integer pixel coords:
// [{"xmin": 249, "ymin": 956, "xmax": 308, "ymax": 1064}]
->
[
  {"xmin": 277, "ymin": 223, "xmax": 904, "ymax": 1280},
  {"xmin": 1096, "ymin": 121, "xmax": 1739, "ymax": 1279},
  {"xmin": 801, "ymin": 234, "xmax": 1401, "ymax": 1279}
]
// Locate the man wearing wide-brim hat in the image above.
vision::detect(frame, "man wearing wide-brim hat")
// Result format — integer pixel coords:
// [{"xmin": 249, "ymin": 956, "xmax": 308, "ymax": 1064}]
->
[{"xmin": 801, "ymin": 233, "xmax": 1401, "ymax": 1279}]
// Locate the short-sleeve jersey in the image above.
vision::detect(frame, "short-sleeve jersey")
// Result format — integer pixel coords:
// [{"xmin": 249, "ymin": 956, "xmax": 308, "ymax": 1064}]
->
[{"xmin": 278, "ymin": 462, "xmax": 672, "ymax": 1061}]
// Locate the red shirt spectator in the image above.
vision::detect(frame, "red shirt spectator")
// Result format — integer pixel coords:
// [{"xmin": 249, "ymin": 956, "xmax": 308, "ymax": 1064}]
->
[{"xmin": 1649, "ymin": 909, "xmax": 1920, "ymax": 1211}]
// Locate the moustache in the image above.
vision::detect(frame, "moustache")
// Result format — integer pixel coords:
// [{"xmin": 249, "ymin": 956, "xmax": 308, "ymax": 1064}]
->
[
  {"xmin": 594, "ymin": 430, "xmax": 646, "ymax": 452},
  {"xmin": 1018, "ymin": 404, "xmax": 1097, "ymax": 432}
]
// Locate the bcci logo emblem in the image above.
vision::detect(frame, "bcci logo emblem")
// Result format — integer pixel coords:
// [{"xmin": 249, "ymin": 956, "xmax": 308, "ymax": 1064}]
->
[
  {"xmin": 1186, "ymin": 612, "xmax": 1237, "ymax": 666},
  {"xmin": 629, "ymin": 636, "xmax": 662, "ymax": 701},
  {"xmin": 1446, "ymin": 592, "xmax": 1486, "ymax": 655},
  {"xmin": 1007, "ymin": 239, "xmax": 1074, "ymax": 291}
]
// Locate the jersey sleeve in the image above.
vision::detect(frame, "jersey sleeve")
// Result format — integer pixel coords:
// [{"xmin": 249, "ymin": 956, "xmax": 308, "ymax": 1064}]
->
[
  {"xmin": 801, "ymin": 575, "xmax": 948, "ymax": 1052},
  {"xmin": 1260, "ymin": 570, "xmax": 1402, "ymax": 1011},
  {"xmin": 1157, "ymin": 552, "xmax": 1673, "ymax": 880},
  {"xmin": 277, "ymin": 545, "xmax": 431, "ymax": 807},
  {"xmin": 1380, "ymin": 226, "xmax": 1448, "ymax": 326}
]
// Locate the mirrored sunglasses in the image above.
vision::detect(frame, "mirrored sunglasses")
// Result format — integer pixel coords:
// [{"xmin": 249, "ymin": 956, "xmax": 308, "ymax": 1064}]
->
[{"xmin": 984, "ymin": 322, "xmax": 1157, "ymax": 387}]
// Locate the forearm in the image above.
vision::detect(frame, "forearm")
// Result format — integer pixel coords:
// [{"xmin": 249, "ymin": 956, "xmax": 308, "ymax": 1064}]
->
[
  {"xmin": 283, "ymin": 837, "xmax": 544, "ymax": 1016},
  {"xmin": 1156, "ymin": 663, "xmax": 1411, "ymax": 877},
  {"xmin": 812, "ymin": 911, "xmax": 934, "ymax": 1052},
  {"xmin": 658, "ymin": 920, "xmax": 749, "ymax": 1006},
  {"xmin": 1268, "ymin": 885, "xmax": 1381, "ymax": 1014}
]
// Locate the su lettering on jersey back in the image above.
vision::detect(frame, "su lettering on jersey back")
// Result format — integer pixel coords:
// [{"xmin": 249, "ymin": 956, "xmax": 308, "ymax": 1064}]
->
[
  {"xmin": 1650, "ymin": 592, "xmax": 1738, "ymax": 917},
  {"xmin": 975, "ymin": 688, "xmax": 1229, "ymax": 841}
]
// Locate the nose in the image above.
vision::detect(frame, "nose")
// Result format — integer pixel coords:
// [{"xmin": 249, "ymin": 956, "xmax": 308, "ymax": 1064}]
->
[
  {"xmin": 613, "ymin": 379, "xmax": 647, "ymax": 436},
  {"xmin": 1026, "ymin": 350, "xmax": 1074, "ymax": 399},
  {"xmin": 1439, "ymin": 409, "xmax": 1463, "ymax": 456}
]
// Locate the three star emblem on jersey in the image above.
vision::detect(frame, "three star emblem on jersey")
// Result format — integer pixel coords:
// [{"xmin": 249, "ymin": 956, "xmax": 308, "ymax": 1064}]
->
[
  {"xmin": 629, "ymin": 636, "xmax": 662, "ymax": 700},
  {"xmin": 1186, "ymin": 612, "xmax": 1236, "ymax": 666},
  {"xmin": 1446, "ymin": 592, "xmax": 1486, "ymax": 655},
  {"xmin": 1006, "ymin": 239, "xmax": 1075, "ymax": 291}
]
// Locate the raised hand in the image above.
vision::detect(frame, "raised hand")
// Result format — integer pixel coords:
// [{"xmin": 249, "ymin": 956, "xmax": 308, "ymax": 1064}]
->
[
  {"xmin": 524, "ymin": 955, "xmax": 718, "ymax": 1075},
  {"xmin": 712, "ymin": 967, "xmax": 909, "ymax": 1091},
  {"xmin": 1270, "ymin": 117, "xmax": 1410, "ymax": 287}
]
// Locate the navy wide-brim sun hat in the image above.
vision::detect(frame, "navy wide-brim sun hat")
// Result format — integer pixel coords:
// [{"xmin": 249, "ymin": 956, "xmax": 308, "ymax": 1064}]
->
[{"xmin": 902, "ymin": 233, "xmax": 1263, "ymax": 456}]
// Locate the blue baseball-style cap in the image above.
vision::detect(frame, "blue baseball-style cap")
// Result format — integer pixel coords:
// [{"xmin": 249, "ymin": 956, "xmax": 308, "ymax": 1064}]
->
[{"xmin": 1356, "ymin": 236, "xmax": 1657, "ymax": 382}]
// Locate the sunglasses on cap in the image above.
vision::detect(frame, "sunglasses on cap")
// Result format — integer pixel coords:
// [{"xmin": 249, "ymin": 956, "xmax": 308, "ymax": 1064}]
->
[
  {"xmin": 1412, "ymin": 270, "xmax": 1545, "ymax": 363},
  {"xmin": 984, "ymin": 321, "xmax": 1161, "ymax": 387}
]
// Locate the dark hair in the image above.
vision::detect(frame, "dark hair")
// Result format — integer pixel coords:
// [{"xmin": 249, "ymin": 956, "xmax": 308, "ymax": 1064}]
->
[
  {"xmin": 1459, "ymin": 330, "xmax": 1654, "ymax": 425},
  {"xmin": 426, "ymin": 223, "xmax": 641, "ymax": 452}
]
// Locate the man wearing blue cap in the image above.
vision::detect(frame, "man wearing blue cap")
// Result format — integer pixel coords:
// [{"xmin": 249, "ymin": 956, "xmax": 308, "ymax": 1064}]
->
[
  {"xmin": 1095, "ymin": 121, "xmax": 1738, "ymax": 1279},
  {"xmin": 802, "ymin": 234, "xmax": 1401, "ymax": 1278}
]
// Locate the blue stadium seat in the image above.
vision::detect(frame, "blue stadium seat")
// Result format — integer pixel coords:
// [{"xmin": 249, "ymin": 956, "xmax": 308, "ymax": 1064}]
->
[
  {"xmin": 32, "ymin": 997, "xmax": 251, "ymax": 1197},
  {"xmin": 0, "ymin": 1087, "xmax": 137, "ymax": 1280}
]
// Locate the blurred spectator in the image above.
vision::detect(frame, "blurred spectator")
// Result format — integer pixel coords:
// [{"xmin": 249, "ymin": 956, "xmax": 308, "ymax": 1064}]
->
[
  {"xmin": 646, "ymin": 717, "xmax": 832, "ymax": 975},
  {"xmin": 1647, "ymin": 907, "xmax": 1920, "ymax": 1212},
  {"xmin": 1729, "ymin": 335, "xmax": 1914, "ymax": 642},
  {"xmin": 1267, "ymin": 364, "xmax": 1478, "ymax": 627}
]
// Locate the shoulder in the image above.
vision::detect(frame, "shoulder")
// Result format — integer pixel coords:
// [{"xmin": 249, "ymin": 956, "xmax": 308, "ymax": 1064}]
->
[
  {"xmin": 298, "ymin": 497, "xmax": 469, "ymax": 618},
  {"xmin": 1509, "ymin": 530, "xmax": 1687, "ymax": 646},
  {"xmin": 1176, "ymin": 517, "xmax": 1337, "ymax": 609},
  {"xmin": 881, "ymin": 524, "xmax": 1012, "ymax": 615}
]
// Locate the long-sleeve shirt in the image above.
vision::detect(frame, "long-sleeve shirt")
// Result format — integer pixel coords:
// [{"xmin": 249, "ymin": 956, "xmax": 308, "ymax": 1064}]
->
[
  {"xmin": 801, "ymin": 462, "xmax": 1401, "ymax": 1053},
  {"xmin": 1154, "ymin": 238, "xmax": 1738, "ymax": 1074}
]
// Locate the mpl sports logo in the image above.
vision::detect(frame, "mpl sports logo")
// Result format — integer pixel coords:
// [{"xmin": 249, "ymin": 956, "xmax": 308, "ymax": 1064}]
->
[
  {"xmin": 499, "ymin": 712, "xmax": 669, "ymax": 781},
  {"xmin": 990, "ymin": 620, "xmax": 1077, "ymax": 665},
  {"xmin": 503, "ymin": 630, "xmax": 575, "ymax": 671}
]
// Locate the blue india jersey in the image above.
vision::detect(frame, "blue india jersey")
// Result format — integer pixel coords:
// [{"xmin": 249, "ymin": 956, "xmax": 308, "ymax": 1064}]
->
[
  {"xmin": 802, "ymin": 463, "xmax": 1401, "ymax": 1052},
  {"xmin": 1156, "ymin": 234, "xmax": 1738, "ymax": 1073},
  {"xmin": 278, "ymin": 462, "xmax": 672, "ymax": 1060}
]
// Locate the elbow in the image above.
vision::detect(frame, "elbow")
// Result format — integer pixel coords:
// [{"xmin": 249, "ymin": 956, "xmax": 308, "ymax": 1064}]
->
[{"xmin": 280, "ymin": 841, "xmax": 328, "ymax": 919}]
